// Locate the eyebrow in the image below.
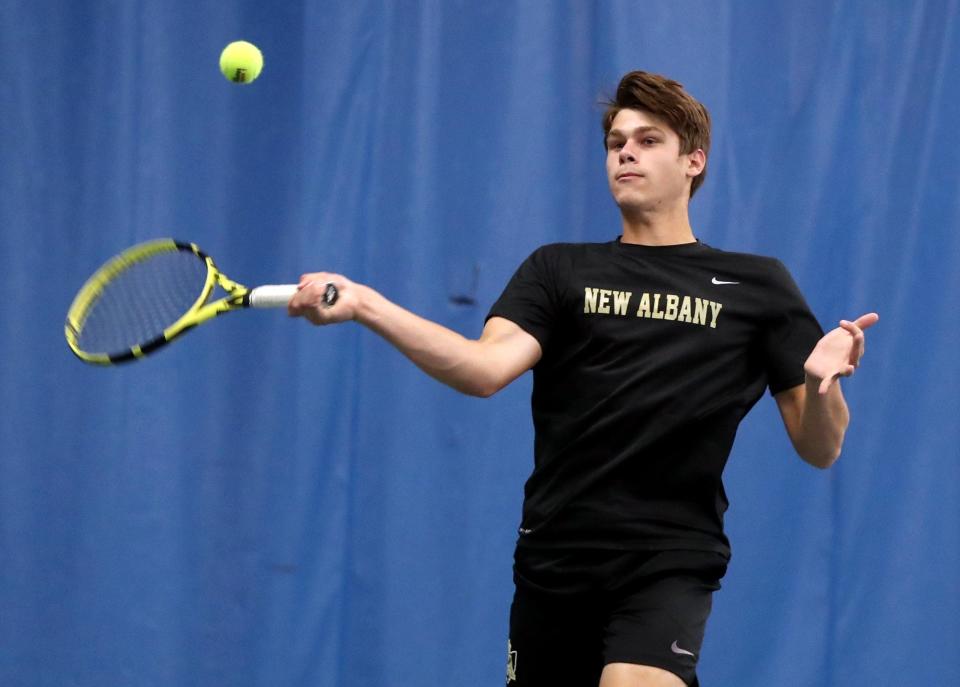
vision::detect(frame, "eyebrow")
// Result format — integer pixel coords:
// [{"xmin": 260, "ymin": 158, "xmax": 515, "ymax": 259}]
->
[{"xmin": 606, "ymin": 125, "xmax": 667, "ymax": 141}]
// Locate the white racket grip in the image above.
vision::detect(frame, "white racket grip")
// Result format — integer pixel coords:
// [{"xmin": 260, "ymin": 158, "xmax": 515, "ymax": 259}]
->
[{"xmin": 247, "ymin": 284, "xmax": 298, "ymax": 308}]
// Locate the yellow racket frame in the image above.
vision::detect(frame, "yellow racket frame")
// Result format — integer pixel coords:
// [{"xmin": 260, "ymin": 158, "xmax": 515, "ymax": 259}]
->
[{"xmin": 65, "ymin": 239, "xmax": 250, "ymax": 365}]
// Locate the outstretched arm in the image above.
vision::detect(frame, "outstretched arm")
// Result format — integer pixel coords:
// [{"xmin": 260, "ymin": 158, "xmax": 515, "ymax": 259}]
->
[
  {"xmin": 287, "ymin": 273, "xmax": 542, "ymax": 397},
  {"xmin": 775, "ymin": 312, "xmax": 880, "ymax": 468}
]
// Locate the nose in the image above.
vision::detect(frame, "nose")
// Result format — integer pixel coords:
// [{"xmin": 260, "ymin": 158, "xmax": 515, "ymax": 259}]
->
[{"xmin": 619, "ymin": 142, "xmax": 637, "ymax": 164}]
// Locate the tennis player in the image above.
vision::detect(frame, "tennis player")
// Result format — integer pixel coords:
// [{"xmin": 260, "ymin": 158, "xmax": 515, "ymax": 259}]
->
[{"xmin": 289, "ymin": 70, "xmax": 878, "ymax": 687}]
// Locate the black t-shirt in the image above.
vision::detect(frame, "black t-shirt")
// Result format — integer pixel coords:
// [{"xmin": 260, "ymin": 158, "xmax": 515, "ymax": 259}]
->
[{"xmin": 487, "ymin": 238, "xmax": 823, "ymax": 558}]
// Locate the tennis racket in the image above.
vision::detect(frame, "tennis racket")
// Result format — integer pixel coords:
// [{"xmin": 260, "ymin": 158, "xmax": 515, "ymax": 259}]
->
[{"xmin": 65, "ymin": 238, "xmax": 337, "ymax": 365}]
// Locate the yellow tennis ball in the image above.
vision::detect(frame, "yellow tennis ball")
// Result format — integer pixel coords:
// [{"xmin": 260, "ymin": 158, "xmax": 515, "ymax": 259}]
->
[{"xmin": 219, "ymin": 41, "xmax": 263, "ymax": 84}]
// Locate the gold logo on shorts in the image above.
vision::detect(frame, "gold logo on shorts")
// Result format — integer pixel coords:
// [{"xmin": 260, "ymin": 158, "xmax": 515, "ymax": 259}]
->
[{"xmin": 506, "ymin": 639, "xmax": 518, "ymax": 683}]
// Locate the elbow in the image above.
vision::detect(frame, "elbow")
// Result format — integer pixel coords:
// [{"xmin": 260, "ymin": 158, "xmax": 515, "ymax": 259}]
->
[
  {"xmin": 462, "ymin": 363, "xmax": 516, "ymax": 398},
  {"xmin": 468, "ymin": 379, "xmax": 504, "ymax": 398},
  {"xmin": 457, "ymin": 383, "xmax": 492, "ymax": 398},
  {"xmin": 448, "ymin": 354, "xmax": 525, "ymax": 398},
  {"xmin": 793, "ymin": 419, "xmax": 848, "ymax": 470},
  {"xmin": 453, "ymin": 374, "xmax": 504, "ymax": 398},
  {"xmin": 800, "ymin": 444, "xmax": 842, "ymax": 470}
]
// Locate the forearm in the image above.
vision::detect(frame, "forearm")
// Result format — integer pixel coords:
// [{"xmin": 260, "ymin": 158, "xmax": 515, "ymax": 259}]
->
[
  {"xmin": 353, "ymin": 285, "xmax": 499, "ymax": 397},
  {"xmin": 789, "ymin": 311, "xmax": 877, "ymax": 467},
  {"xmin": 795, "ymin": 375, "xmax": 850, "ymax": 468}
]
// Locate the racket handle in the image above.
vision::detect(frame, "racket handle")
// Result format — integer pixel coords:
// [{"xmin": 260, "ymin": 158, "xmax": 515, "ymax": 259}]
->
[
  {"xmin": 247, "ymin": 283, "xmax": 339, "ymax": 308},
  {"xmin": 247, "ymin": 284, "xmax": 298, "ymax": 308}
]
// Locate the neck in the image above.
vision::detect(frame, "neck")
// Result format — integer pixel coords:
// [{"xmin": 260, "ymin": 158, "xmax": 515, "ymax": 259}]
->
[{"xmin": 619, "ymin": 204, "xmax": 696, "ymax": 246}]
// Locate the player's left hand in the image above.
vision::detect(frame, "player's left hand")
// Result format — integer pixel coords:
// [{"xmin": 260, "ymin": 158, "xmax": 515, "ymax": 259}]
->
[{"xmin": 804, "ymin": 312, "xmax": 879, "ymax": 395}]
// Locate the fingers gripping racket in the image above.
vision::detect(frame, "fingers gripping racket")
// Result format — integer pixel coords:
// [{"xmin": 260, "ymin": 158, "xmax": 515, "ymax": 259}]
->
[{"xmin": 65, "ymin": 238, "xmax": 337, "ymax": 365}]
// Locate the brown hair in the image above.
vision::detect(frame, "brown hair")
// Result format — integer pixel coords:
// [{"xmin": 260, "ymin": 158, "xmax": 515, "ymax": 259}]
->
[{"xmin": 602, "ymin": 71, "xmax": 711, "ymax": 197}]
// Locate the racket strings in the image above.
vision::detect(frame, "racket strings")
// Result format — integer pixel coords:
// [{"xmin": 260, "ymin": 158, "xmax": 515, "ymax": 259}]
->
[{"xmin": 75, "ymin": 249, "xmax": 210, "ymax": 354}]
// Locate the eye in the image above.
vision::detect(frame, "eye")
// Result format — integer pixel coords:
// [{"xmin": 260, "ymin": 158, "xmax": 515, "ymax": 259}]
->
[{"xmin": 642, "ymin": 137, "xmax": 658, "ymax": 146}]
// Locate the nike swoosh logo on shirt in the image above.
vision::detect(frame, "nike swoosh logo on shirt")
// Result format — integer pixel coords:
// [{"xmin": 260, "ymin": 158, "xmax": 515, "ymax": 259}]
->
[
  {"xmin": 671, "ymin": 641, "xmax": 696, "ymax": 657},
  {"xmin": 711, "ymin": 277, "xmax": 739, "ymax": 285}
]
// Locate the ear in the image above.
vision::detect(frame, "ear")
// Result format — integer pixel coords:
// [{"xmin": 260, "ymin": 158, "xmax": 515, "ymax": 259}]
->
[{"xmin": 686, "ymin": 149, "xmax": 706, "ymax": 179}]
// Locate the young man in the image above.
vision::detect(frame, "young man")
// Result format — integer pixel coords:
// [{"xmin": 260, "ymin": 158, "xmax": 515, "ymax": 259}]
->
[{"xmin": 288, "ymin": 71, "xmax": 878, "ymax": 686}]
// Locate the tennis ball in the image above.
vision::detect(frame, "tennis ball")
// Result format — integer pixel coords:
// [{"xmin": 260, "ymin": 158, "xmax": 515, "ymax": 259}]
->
[{"xmin": 219, "ymin": 41, "xmax": 263, "ymax": 84}]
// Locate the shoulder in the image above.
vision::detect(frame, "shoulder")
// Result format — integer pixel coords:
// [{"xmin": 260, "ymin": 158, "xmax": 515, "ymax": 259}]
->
[
  {"xmin": 696, "ymin": 243, "xmax": 793, "ymax": 283},
  {"xmin": 521, "ymin": 241, "xmax": 610, "ymax": 270},
  {"xmin": 529, "ymin": 241, "xmax": 609, "ymax": 258},
  {"xmin": 697, "ymin": 242, "xmax": 781, "ymax": 267}
]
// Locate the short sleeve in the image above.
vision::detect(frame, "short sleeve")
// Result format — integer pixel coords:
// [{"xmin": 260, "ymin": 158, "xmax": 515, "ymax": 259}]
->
[
  {"xmin": 762, "ymin": 260, "xmax": 824, "ymax": 395},
  {"xmin": 486, "ymin": 245, "xmax": 563, "ymax": 350}
]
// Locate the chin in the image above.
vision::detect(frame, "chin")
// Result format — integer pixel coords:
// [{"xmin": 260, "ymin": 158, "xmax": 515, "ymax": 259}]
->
[{"xmin": 615, "ymin": 194, "xmax": 656, "ymax": 213}]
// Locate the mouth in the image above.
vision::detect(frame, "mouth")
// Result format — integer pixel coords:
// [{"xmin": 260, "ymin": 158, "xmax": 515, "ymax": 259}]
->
[{"xmin": 616, "ymin": 172, "xmax": 644, "ymax": 181}]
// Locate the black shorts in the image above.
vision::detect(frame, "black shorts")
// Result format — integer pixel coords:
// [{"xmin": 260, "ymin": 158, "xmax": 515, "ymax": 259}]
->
[{"xmin": 506, "ymin": 547, "xmax": 728, "ymax": 687}]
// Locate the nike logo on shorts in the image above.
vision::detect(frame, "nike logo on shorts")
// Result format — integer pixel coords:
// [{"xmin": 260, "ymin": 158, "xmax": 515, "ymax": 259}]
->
[{"xmin": 671, "ymin": 640, "xmax": 696, "ymax": 657}]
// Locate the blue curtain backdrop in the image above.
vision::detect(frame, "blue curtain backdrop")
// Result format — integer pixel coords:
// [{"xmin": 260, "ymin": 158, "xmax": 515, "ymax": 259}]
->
[{"xmin": 2, "ymin": 1, "xmax": 958, "ymax": 685}]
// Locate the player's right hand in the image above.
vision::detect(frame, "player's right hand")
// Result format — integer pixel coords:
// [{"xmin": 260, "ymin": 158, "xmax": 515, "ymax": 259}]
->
[{"xmin": 288, "ymin": 272, "xmax": 359, "ymax": 325}]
